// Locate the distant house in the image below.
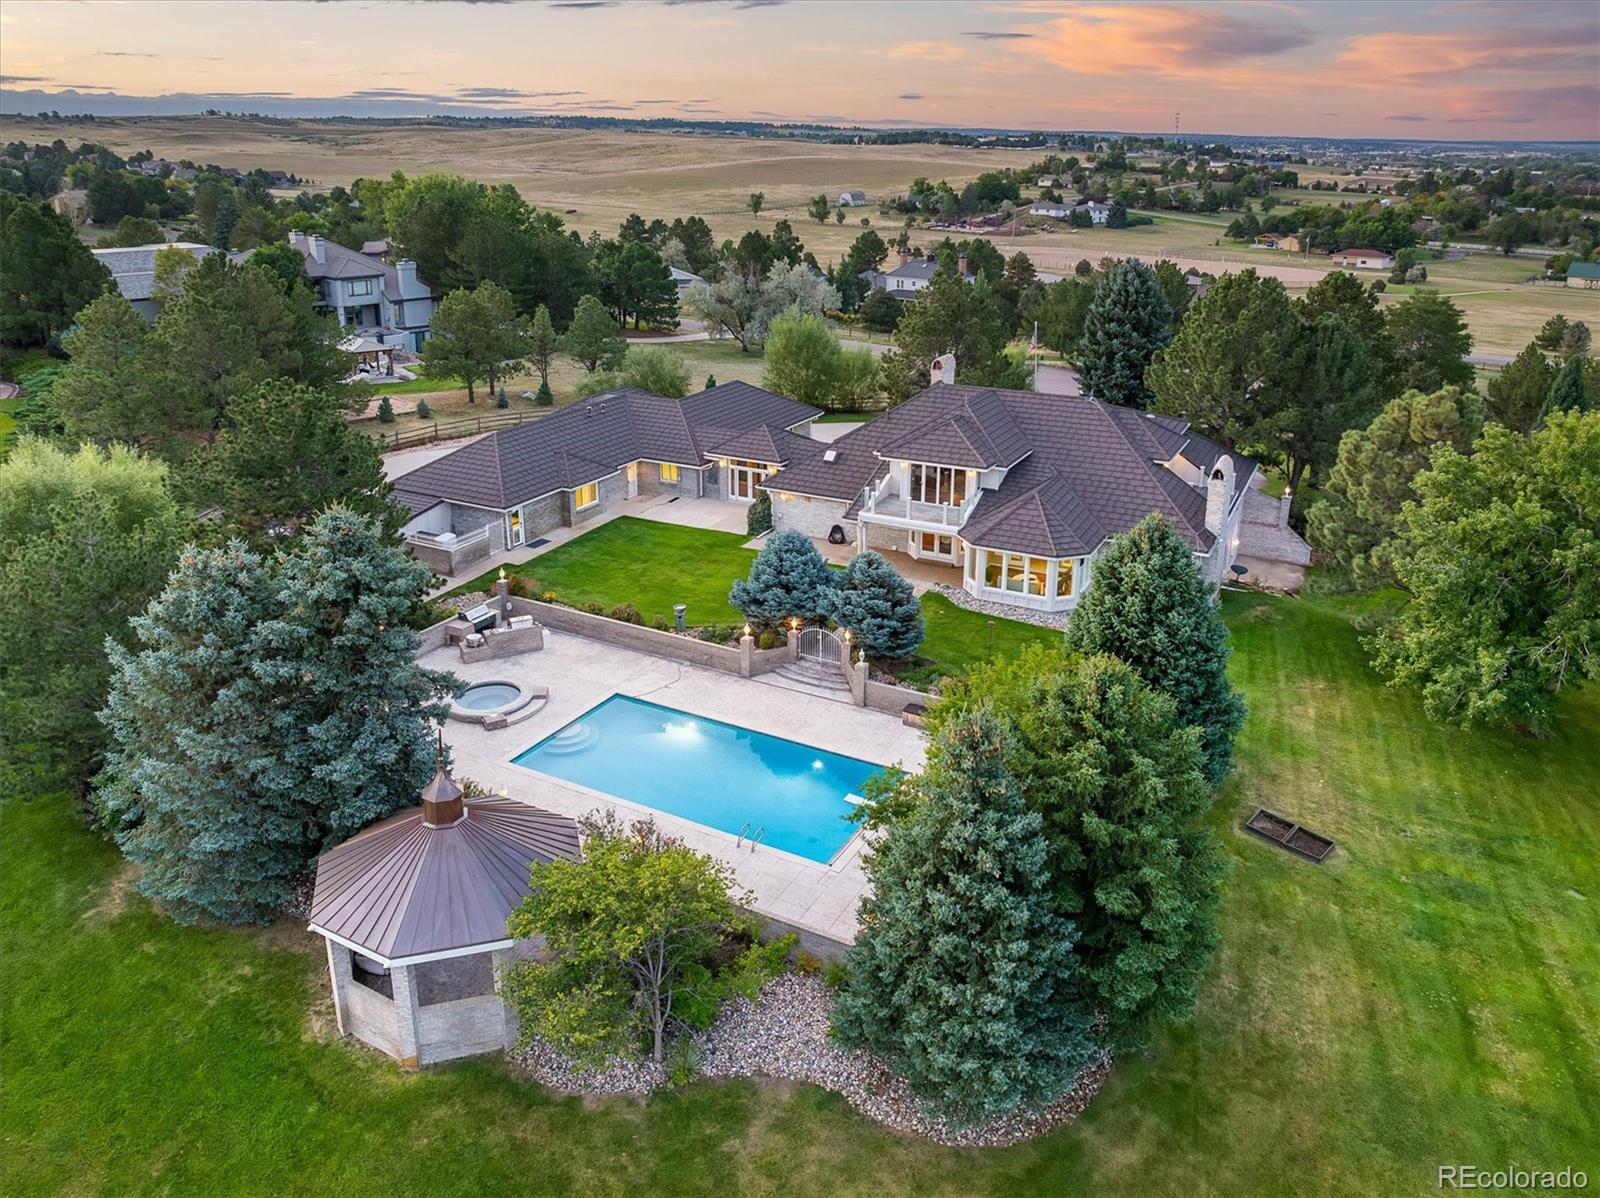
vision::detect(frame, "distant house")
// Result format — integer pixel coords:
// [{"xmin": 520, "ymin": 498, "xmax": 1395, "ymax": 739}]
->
[
  {"xmin": 1029, "ymin": 200, "xmax": 1070, "ymax": 220},
  {"xmin": 90, "ymin": 242, "xmax": 218, "ymax": 322},
  {"xmin": 361, "ymin": 238, "xmax": 392, "ymax": 262},
  {"xmin": 838, "ymin": 190, "xmax": 867, "ymax": 207},
  {"xmin": 1331, "ymin": 248, "xmax": 1394, "ymax": 270},
  {"xmin": 264, "ymin": 170, "xmax": 294, "ymax": 189},
  {"xmin": 288, "ymin": 230, "xmax": 437, "ymax": 350},
  {"xmin": 49, "ymin": 189, "xmax": 88, "ymax": 225},
  {"xmin": 1035, "ymin": 176, "xmax": 1065, "ymax": 189},
  {"xmin": 1081, "ymin": 201, "xmax": 1112, "ymax": 226},
  {"xmin": 1565, "ymin": 262, "xmax": 1600, "ymax": 289},
  {"xmin": 861, "ymin": 253, "xmax": 976, "ymax": 302},
  {"xmin": 1253, "ymin": 233, "xmax": 1302, "ymax": 253},
  {"xmin": 669, "ymin": 265, "xmax": 705, "ymax": 297}
]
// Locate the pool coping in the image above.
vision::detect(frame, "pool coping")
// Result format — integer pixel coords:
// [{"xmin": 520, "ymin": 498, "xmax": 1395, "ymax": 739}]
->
[{"xmin": 498, "ymin": 691, "xmax": 880, "ymax": 872}]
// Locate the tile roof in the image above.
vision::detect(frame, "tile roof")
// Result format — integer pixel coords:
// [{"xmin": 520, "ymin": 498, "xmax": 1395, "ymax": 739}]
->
[
  {"xmin": 877, "ymin": 388, "xmax": 1030, "ymax": 470},
  {"xmin": 90, "ymin": 242, "xmax": 216, "ymax": 302},
  {"xmin": 762, "ymin": 384, "xmax": 1256, "ymax": 556},
  {"xmin": 701, "ymin": 423, "xmax": 818, "ymax": 465},
  {"xmin": 308, "ymin": 794, "xmax": 579, "ymax": 963},
  {"xmin": 392, "ymin": 383, "xmax": 819, "ymax": 511}
]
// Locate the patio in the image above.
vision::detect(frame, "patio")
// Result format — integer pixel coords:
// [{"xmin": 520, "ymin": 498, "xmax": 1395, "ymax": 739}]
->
[{"xmin": 424, "ymin": 628, "xmax": 927, "ymax": 948}]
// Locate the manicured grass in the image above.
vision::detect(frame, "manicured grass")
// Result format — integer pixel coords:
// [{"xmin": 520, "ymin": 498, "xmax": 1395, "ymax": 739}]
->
[
  {"xmin": 451, "ymin": 516, "xmax": 757, "ymax": 628},
  {"xmin": 899, "ymin": 592, "xmax": 1058, "ymax": 687},
  {"xmin": 5, "ymin": 589, "xmax": 1596, "ymax": 1195}
]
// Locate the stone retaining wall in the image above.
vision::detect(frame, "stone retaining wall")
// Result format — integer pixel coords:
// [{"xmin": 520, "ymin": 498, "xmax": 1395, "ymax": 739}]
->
[{"xmin": 499, "ymin": 597, "xmax": 792, "ymax": 677}]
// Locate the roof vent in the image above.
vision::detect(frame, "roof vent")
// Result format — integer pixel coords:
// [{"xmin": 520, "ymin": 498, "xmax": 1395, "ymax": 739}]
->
[{"xmin": 823, "ymin": 449, "xmax": 839, "ymax": 463}]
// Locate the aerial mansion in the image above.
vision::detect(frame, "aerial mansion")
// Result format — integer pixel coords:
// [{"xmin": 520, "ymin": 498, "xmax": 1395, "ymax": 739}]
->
[{"xmin": 392, "ymin": 363, "xmax": 1253, "ymax": 612}]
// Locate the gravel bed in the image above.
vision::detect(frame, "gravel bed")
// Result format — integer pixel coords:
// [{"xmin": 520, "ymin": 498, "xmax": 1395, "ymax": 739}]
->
[
  {"xmin": 926, "ymin": 583, "xmax": 1074, "ymax": 630},
  {"xmin": 440, "ymin": 590, "xmax": 488, "ymax": 614},
  {"xmin": 513, "ymin": 973, "xmax": 1109, "ymax": 1147}
]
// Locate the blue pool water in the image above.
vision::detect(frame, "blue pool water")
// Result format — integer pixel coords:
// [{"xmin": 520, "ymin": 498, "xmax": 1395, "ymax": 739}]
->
[{"xmin": 511, "ymin": 695, "xmax": 882, "ymax": 863}]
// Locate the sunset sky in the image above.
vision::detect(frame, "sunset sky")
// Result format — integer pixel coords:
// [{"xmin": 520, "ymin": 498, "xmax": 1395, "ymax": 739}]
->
[{"xmin": 1, "ymin": 0, "xmax": 1596, "ymax": 141}]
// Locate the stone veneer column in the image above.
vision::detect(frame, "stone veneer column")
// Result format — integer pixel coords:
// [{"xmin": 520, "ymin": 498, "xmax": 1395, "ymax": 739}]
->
[
  {"xmin": 325, "ymin": 940, "xmax": 351, "ymax": 1038},
  {"xmin": 739, "ymin": 630, "xmax": 755, "ymax": 677},
  {"xmin": 390, "ymin": 963, "xmax": 423, "ymax": 1070},
  {"xmin": 491, "ymin": 947, "xmax": 517, "ymax": 1051}
]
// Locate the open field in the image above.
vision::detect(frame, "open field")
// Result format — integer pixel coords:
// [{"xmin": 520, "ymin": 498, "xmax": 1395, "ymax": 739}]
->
[
  {"xmin": 4, "ymin": 587, "xmax": 1596, "ymax": 1197},
  {"xmin": 8, "ymin": 113, "xmax": 1594, "ymax": 355}
]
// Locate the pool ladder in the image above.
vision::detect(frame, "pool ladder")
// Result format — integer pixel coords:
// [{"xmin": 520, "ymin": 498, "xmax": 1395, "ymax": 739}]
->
[{"xmin": 736, "ymin": 823, "xmax": 766, "ymax": 852}]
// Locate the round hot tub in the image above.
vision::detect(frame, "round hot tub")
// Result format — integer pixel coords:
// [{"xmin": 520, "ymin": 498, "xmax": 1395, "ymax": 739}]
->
[{"xmin": 449, "ymin": 680, "xmax": 545, "ymax": 727}]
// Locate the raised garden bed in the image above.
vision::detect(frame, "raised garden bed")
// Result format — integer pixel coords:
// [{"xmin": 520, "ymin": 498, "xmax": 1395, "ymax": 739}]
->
[{"xmin": 1246, "ymin": 807, "xmax": 1336, "ymax": 862}]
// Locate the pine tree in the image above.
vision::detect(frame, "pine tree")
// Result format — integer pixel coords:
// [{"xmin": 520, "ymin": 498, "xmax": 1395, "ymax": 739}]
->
[
  {"xmin": 252, "ymin": 508, "xmax": 458, "ymax": 844},
  {"xmin": 415, "ymin": 398, "xmax": 432, "ymax": 419},
  {"xmin": 561, "ymin": 293, "xmax": 626, "ymax": 373},
  {"xmin": 827, "ymin": 551, "xmax": 924, "ymax": 660},
  {"xmin": 376, "ymin": 395, "xmax": 396, "ymax": 423},
  {"xmin": 833, "ymin": 708, "xmax": 1095, "ymax": 1124},
  {"xmin": 728, "ymin": 529, "xmax": 836, "ymax": 627},
  {"xmin": 1078, "ymin": 260, "xmax": 1172, "ymax": 408},
  {"xmin": 1486, "ymin": 342, "xmax": 1556, "ymax": 433},
  {"xmin": 703, "ymin": 373, "xmax": 717, "ymax": 390},
  {"xmin": 528, "ymin": 302, "xmax": 559, "ymax": 387},
  {"xmin": 533, "ymin": 380, "xmax": 554, "ymax": 406},
  {"xmin": 96, "ymin": 543, "xmax": 306, "ymax": 923},
  {"xmin": 1539, "ymin": 355, "xmax": 1590, "ymax": 425},
  {"xmin": 1065, "ymin": 514, "xmax": 1246, "ymax": 783}
]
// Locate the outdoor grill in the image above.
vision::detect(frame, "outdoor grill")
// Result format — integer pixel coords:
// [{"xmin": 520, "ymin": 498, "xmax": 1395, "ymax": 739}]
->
[{"xmin": 461, "ymin": 604, "xmax": 498, "ymax": 633}]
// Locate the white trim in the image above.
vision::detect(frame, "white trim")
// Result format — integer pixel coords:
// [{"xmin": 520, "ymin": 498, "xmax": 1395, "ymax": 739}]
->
[{"xmin": 308, "ymin": 925, "xmax": 513, "ymax": 970}]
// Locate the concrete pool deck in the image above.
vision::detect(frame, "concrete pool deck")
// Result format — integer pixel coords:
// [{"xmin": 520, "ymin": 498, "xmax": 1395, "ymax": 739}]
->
[{"xmin": 423, "ymin": 631, "xmax": 928, "ymax": 948}]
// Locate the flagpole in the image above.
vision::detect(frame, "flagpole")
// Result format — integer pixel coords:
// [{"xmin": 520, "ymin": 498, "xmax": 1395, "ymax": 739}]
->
[{"xmin": 1031, "ymin": 320, "xmax": 1040, "ymax": 391}]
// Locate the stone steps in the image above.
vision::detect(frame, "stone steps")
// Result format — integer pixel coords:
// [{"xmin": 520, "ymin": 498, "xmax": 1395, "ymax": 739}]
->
[{"xmin": 764, "ymin": 659, "xmax": 853, "ymax": 701}]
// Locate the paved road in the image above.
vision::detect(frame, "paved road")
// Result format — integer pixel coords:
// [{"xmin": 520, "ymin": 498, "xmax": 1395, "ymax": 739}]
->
[{"xmin": 1467, "ymin": 353, "xmax": 1513, "ymax": 367}]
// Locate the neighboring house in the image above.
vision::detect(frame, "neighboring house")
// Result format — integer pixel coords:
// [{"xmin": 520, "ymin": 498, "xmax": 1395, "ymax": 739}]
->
[
  {"xmin": 1080, "ymin": 201, "xmax": 1112, "ymax": 225},
  {"xmin": 1331, "ymin": 248, "xmax": 1394, "ymax": 270},
  {"xmin": 761, "ymin": 361, "xmax": 1255, "ymax": 615},
  {"xmin": 90, "ymin": 242, "xmax": 217, "ymax": 322},
  {"xmin": 669, "ymin": 265, "xmax": 705, "ymax": 297},
  {"xmin": 861, "ymin": 253, "xmax": 976, "ymax": 302},
  {"xmin": 361, "ymin": 238, "xmax": 392, "ymax": 262},
  {"xmin": 288, "ymin": 230, "xmax": 437, "ymax": 350},
  {"xmin": 1253, "ymin": 233, "xmax": 1302, "ymax": 253},
  {"xmin": 1564, "ymin": 262, "xmax": 1600, "ymax": 289},
  {"xmin": 838, "ymin": 190, "xmax": 867, "ymax": 207},
  {"xmin": 49, "ymin": 189, "xmax": 88, "ymax": 225},
  {"xmin": 1029, "ymin": 200, "xmax": 1070, "ymax": 220},
  {"xmin": 390, "ymin": 382, "xmax": 820, "ymax": 576}
]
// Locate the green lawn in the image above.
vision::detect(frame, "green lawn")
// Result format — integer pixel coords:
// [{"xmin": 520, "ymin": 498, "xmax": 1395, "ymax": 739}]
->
[
  {"xmin": 5, "ymin": 589, "xmax": 1596, "ymax": 1196},
  {"xmin": 0, "ymin": 398, "xmax": 18, "ymax": 450},
  {"xmin": 451, "ymin": 517, "xmax": 757, "ymax": 628}
]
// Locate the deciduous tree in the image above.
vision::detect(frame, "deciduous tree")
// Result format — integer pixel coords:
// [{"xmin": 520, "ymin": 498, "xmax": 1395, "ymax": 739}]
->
[
  {"xmin": 422, "ymin": 281, "xmax": 532, "ymax": 403},
  {"xmin": 620, "ymin": 346, "xmax": 691, "ymax": 399},
  {"xmin": 1371, "ymin": 411, "xmax": 1600, "ymax": 733}
]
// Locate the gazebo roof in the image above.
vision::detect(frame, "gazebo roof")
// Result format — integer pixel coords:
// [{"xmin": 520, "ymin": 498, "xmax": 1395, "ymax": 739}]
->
[{"xmin": 308, "ymin": 780, "xmax": 579, "ymax": 965}]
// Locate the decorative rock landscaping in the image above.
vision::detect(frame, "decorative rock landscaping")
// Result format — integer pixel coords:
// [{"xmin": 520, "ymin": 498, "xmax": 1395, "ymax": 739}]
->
[
  {"xmin": 511, "ymin": 973, "xmax": 1110, "ymax": 1148},
  {"xmin": 925, "ymin": 583, "xmax": 1074, "ymax": 630}
]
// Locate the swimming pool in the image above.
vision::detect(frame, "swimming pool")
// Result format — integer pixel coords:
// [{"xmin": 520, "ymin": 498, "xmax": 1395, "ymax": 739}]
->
[{"xmin": 511, "ymin": 695, "xmax": 883, "ymax": 863}]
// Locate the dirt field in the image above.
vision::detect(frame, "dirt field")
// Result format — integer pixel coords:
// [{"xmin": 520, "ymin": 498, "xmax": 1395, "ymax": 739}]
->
[{"xmin": 11, "ymin": 115, "xmax": 1593, "ymax": 353}]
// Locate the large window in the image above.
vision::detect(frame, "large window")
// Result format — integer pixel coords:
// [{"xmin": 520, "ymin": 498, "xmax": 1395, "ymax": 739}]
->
[
  {"xmin": 1057, "ymin": 560, "xmax": 1075, "ymax": 597},
  {"xmin": 659, "ymin": 463, "xmax": 679, "ymax": 484},
  {"xmin": 917, "ymin": 531, "xmax": 955, "ymax": 559},
  {"xmin": 908, "ymin": 464, "xmax": 967, "ymax": 507},
  {"xmin": 974, "ymin": 549, "xmax": 1077, "ymax": 603},
  {"xmin": 574, "ymin": 482, "xmax": 598, "ymax": 509},
  {"xmin": 348, "ymin": 278, "xmax": 374, "ymax": 297}
]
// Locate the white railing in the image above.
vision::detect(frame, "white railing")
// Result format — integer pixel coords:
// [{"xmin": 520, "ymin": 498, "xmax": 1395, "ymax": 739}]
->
[
  {"xmin": 406, "ymin": 525, "xmax": 491, "ymax": 556},
  {"xmin": 859, "ymin": 485, "xmax": 980, "ymax": 528}
]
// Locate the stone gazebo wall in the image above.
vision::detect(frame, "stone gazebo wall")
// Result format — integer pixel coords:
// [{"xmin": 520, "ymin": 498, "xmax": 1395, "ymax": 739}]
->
[{"xmin": 325, "ymin": 941, "xmax": 516, "ymax": 1069}]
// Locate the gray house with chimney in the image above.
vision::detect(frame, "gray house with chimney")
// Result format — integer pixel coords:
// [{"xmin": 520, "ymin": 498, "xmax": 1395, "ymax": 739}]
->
[
  {"xmin": 761, "ymin": 360, "xmax": 1254, "ymax": 615},
  {"xmin": 287, "ymin": 230, "xmax": 437, "ymax": 350},
  {"xmin": 390, "ymin": 381, "xmax": 820, "ymax": 575}
]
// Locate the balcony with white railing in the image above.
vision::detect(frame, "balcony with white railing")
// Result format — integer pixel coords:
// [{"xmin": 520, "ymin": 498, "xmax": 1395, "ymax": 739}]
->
[
  {"xmin": 404, "ymin": 524, "xmax": 491, "ymax": 576},
  {"xmin": 858, "ymin": 474, "xmax": 981, "ymax": 530}
]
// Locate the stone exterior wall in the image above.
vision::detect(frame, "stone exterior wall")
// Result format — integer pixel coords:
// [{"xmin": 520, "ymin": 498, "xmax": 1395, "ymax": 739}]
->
[
  {"xmin": 452, "ymin": 504, "xmax": 507, "ymax": 553},
  {"xmin": 501, "ymin": 597, "xmax": 791, "ymax": 677},
  {"xmin": 864, "ymin": 522, "xmax": 907, "ymax": 554},
  {"xmin": 416, "ymin": 992, "xmax": 512, "ymax": 1066},
  {"xmin": 562, "ymin": 470, "xmax": 628, "ymax": 527},
  {"xmin": 519, "ymin": 491, "xmax": 565, "ymax": 541},
  {"xmin": 770, "ymin": 493, "xmax": 851, "ymax": 540}
]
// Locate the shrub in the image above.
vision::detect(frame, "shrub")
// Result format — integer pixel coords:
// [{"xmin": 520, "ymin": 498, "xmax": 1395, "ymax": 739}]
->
[
  {"xmin": 495, "ymin": 386, "xmax": 509, "ymax": 409},
  {"xmin": 533, "ymin": 380, "xmax": 554, "ymax": 406},
  {"xmin": 703, "ymin": 373, "xmax": 716, "ymax": 390},
  {"xmin": 648, "ymin": 614, "xmax": 672, "ymax": 632},
  {"xmin": 415, "ymin": 398, "xmax": 432, "ymax": 419},
  {"xmin": 746, "ymin": 489, "xmax": 772, "ymax": 536},
  {"xmin": 795, "ymin": 952, "xmax": 822, "ymax": 976},
  {"xmin": 504, "ymin": 573, "xmax": 538, "ymax": 599},
  {"xmin": 579, "ymin": 600, "xmax": 605, "ymax": 616},
  {"xmin": 664, "ymin": 1037, "xmax": 701, "ymax": 1087},
  {"xmin": 824, "ymin": 961, "xmax": 849, "ymax": 990},
  {"xmin": 538, "ymin": 589, "xmax": 559, "ymax": 604},
  {"xmin": 756, "ymin": 629, "xmax": 779, "ymax": 650},
  {"xmin": 608, "ymin": 603, "xmax": 643, "ymax": 625},
  {"xmin": 699, "ymin": 622, "xmax": 740, "ymax": 645},
  {"xmin": 376, "ymin": 395, "xmax": 395, "ymax": 424}
]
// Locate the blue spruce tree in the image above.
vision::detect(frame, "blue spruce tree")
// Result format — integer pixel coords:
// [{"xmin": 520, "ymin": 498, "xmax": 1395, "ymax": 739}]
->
[
  {"xmin": 827, "ymin": 550, "xmax": 923, "ymax": 659},
  {"xmin": 728, "ymin": 529, "xmax": 836, "ymax": 627},
  {"xmin": 833, "ymin": 707, "xmax": 1095, "ymax": 1124}
]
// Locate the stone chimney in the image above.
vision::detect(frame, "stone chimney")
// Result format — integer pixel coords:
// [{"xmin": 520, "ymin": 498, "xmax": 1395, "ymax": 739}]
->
[
  {"xmin": 308, "ymin": 234, "xmax": 327, "ymax": 264},
  {"xmin": 898, "ymin": 248, "xmax": 910, "ymax": 266},
  {"xmin": 1205, "ymin": 455, "xmax": 1235, "ymax": 537},
  {"xmin": 931, "ymin": 353, "xmax": 956, "ymax": 385},
  {"xmin": 420, "ymin": 763, "xmax": 464, "ymax": 827},
  {"xmin": 957, "ymin": 253, "xmax": 968, "ymax": 277}
]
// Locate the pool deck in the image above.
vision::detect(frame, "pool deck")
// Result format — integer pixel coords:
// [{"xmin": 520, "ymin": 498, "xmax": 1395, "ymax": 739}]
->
[{"xmin": 424, "ymin": 630, "xmax": 928, "ymax": 948}]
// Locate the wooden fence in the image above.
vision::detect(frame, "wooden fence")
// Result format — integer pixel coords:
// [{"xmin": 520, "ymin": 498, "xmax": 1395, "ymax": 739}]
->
[{"xmin": 368, "ymin": 408, "xmax": 550, "ymax": 450}]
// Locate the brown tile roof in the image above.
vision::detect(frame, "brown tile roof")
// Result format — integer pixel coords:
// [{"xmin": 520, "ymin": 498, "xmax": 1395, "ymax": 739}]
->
[
  {"xmin": 763, "ymin": 384, "xmax": 1255, "ymax": 556},
  {"xmin": 878, "ymin": 388, "xmax": 1030, "ymax": 470},
  {"xmin": 308, "ymin": 793, "xmax": 579, "ymax": 963},
  {"xmin": 391, "ymin": 383, "xmax": 819, "ymax": 512}
]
